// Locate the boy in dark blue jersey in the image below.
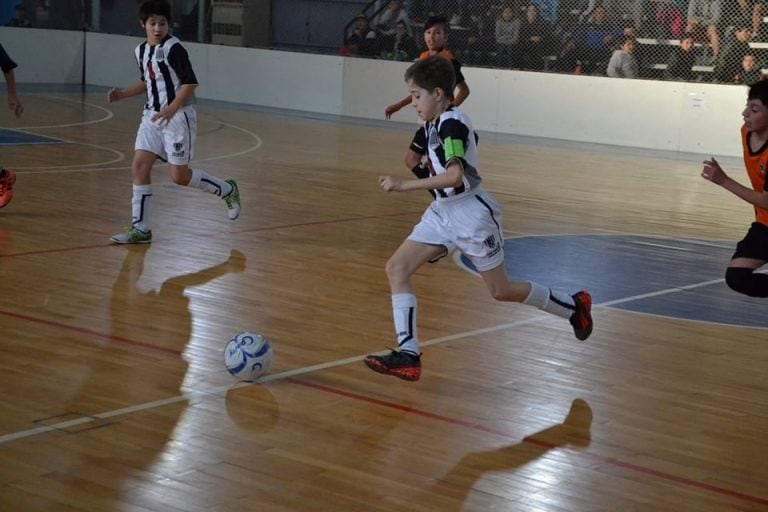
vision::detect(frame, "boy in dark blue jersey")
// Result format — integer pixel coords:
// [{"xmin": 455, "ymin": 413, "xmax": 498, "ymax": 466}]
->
[
  {"xmin": 107, "ymin": 0, "xmax": 241, "ymax": 244},
  {"xmin": 0, "ymin": 42, "xmax": 23, "ymax": 208},
  {"xmin": 364, "ymin": 56, "xmax": 593, "ymax": 382}
]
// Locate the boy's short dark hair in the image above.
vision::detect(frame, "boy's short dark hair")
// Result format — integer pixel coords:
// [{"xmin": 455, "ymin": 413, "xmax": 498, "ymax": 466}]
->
[
  {"xmin": 404, "ymin": 55, "xmax": 456, "ymax": 99},
  {"xmin": 748, "ymin": 79, "xmax": 768, "ymax": 105},
  {"xmin": 140, "ymin": 0, "xmax": 172, "ymax": 24},
  {"xmin": 424, "ymin": 15, "xmax": 448, "ymax": 33}
]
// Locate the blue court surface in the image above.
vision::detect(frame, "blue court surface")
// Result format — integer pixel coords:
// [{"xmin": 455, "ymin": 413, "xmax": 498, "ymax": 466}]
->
[
  {"xmin": 458, "ymin": 234, "xmax": 768, "ymax": 329},
  {"xmin": 0, "ymin": 128, "xmax": 65, "ymax": 145}
]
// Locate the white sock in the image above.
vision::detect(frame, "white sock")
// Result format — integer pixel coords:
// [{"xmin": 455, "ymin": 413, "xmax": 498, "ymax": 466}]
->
[
  {"xmin": 392, "ymin": 293, "xmax": 419, "ymax": 356},
  {"xmin": 131, "ymin": 184, "xmax": 152, "ymax": 232},
  {"xmin": 189, "ymin": 168, "xmax": 232, "ymax": 197},
  {"xmin": 523, "ymin": 281, "xmax": 575, "ymax": 319}
]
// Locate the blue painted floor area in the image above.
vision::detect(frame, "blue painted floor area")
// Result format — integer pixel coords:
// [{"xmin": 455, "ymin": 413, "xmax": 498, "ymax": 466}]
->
[
  {"xmin": 458, "ymin": 234, "xmax": 768, "ymax": 329},
  {"xmin": 0, "ymin": 128, "xmax": 65, "ymax": 145}
]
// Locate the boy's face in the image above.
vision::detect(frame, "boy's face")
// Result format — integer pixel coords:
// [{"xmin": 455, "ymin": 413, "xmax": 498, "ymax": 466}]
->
[
  {"xmin": 743, "ymin": 54, "xmax": 756, "ymax": 70},
  {"xmin": 680, "ymin": 38, "xmax": 693, "ymax": 51},
  {"xmin": 424, "ymin": 25, "xmax": 447, "ymax": 52},
  {"xmin": 407, "ymin": 80, "xmax": 443, "ymax": 122},
  {"xmin": 743, "ymin": 98, "xmax": 768, "ymax": 132},
  {"xmin": 141, "ymin": 14, "xmax": 170, "ymax": 46}
]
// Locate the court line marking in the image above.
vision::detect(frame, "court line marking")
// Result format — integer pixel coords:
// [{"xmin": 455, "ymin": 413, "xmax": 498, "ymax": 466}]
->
[
  {"xmin": 6, "ymin": 95, "xmax": 262, "ymax": 173},
  {"xmin": 1, "ymin": 279, "xmax": 766, "ymax": 504},
  {"xmin": 1, "ymin": 302, "xmax": 765, "ymax": 506},
  {"xmin": 291, "ymin": 380, "xmax": 768, "ymax": 507},
  {"xmin": 0, "ymin": 267, "xmax": 751, "ymax": 444},
  {"xmin": 0, "ymin": 94, "xmax": 114, "ymax": 130}
]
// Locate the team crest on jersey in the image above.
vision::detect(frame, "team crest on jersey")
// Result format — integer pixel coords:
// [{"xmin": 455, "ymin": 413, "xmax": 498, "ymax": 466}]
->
[
  {"xmin": 483, "ymin": 235, "xmax": 501, "ymax": 257},
  {"xmin": 761, "ymin": 163, "xmax": 766, "ymax": 176},
  {"xmin": 172, "ymin": 142, "xmax": 185, "ymax": 158}
]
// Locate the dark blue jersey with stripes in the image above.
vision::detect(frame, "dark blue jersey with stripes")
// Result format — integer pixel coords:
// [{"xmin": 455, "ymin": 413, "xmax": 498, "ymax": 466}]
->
[
  {"xmin": 0, "ymin": 43, "xmax": 17, "ymax": 74},
  {"xmin": 135, "ymin": 35, "xmax": 197, "ymax": 112}
]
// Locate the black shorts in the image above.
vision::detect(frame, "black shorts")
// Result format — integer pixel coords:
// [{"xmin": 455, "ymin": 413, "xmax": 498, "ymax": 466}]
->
[{"xmin": 732, "ymin": 222, "xmax": 768, "ymax": 261}]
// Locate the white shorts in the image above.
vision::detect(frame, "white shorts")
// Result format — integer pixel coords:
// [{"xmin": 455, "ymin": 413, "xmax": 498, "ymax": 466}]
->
[
  {"xmin": 408, "ymin": 187, "xmax": 505, "ymax": 272},
  {"xmin": 134, "ymin": 106, "xmax": 196, "ymax": 165}
]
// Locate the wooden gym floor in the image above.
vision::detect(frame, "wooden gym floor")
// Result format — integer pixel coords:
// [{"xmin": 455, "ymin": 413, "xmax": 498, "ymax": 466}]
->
[{"xmin": 0, "ymin": 88, "xmax": 766, "ymax": 511}]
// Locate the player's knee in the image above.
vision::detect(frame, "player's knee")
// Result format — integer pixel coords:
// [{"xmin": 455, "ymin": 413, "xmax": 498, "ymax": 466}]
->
[
  {"xmin": 725, "ymin": 267, "xmax": 755, "ymax": 295},
  {"xmin": 169, "ymin": 166, "xmax": 191, "ymax": 186}
]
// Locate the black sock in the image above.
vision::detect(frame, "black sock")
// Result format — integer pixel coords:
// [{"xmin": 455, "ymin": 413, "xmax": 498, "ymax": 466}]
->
[{"xmin": 725, "ymin": 267, "xmax": 768, "ymax": 297}]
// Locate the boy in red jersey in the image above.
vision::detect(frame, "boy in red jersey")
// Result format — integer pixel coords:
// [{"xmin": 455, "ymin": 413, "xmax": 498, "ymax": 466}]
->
[
  {"xmin": 0, "ymin": 42, "xmax": 23, "ymax": 208},
  {"xmin": 702, "ymin": 80, "xmax": 768, "ymax": 296},
  {"xmin": 385, "ymin": 16, "xmax": 471, "ymax": 175}
]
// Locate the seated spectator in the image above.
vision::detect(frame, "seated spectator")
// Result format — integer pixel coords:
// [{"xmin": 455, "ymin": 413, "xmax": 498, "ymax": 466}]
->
[
  {"xmin": 464, "ymin": 11, "xmax": 495, "ymax": 66},
  {"xmin": 373, "ymin": 0, "xmax": 413, "ymax": 37},
  {"xmin": 651, "ymin": 0, "xmax": 686, "ymax": 38},
  {"xmin": 664, "ymin": 36, "xmax": 697, "ymax": 81},
  {"xmin": 602, "ymin": 0, "xmax": 645, "ymax": 35},
  {"xmin": 553, "ymin": 37, "xmax": 583, "ymax": 73},
  {"xmin": 343, "ymin": 14, "xmax": 380, "ymax": 57},
  {"xmin": 713, "ymin": 25, "xmax": 752, "ymax": 82},
  {"xmin": 734, "ymin": 53, "xmax": 764, "ymax": 84},
  {"xmin": 6, "ymin": 4, "xmax": 32, "ymax": 27},
  {"xmin": 607, "ymin": 35, "xmax": 639, "ymax": 77},
  {"xmin": 531, "ymin": 0, "xmax": 559, "ymax": 23},
  {"xmin": 724, "ymin": 0, "xmax": 763, "ymax": 41},
  {"xmin": 381, "ymin": 20, "xmax": 419, "ymax": 60},
  {"xmin": 575, "ymin": 6, "xmax": 622, "ymax": 73},
  {"xmin": 518, "ymin": 4, "xmax": 553, "ymax": 70},
  {"xmin": 685, "ymin": 0, "xmax": 722, "ymax": 61},
  {"xmin": 495, "ymin": 4, "xmax": 521, "ymax": 67}
]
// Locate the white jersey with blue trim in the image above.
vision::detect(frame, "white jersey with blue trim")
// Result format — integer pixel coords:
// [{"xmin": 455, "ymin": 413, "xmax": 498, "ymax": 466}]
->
[
  {"xmin": 424, "ymin": 106, "xmax": 482, "ymax": 199},
  {"xmin": 135, "ymin": 35, "xmax": 198, "ymax": 112}
]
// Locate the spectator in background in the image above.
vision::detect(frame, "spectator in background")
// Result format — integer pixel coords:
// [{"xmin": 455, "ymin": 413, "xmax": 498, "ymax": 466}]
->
[
  {"xmin": 518, "ymin": 4, "xmax": 553, "ymax": 70},
  {"xmin": 602, "ymin": 0, "xmax": 645, "ymax": 35},
  {"xmin": 464, "ymin": 10, "xmax": 494, "ymax": 66},
  {"xmin": 6, "ymin": 4, "xmax": 32, "ymax": 27},
  {"xmin": 606, "ymin": 35, "xmax": 639, "ymax": 77},
  {"xmin": 652, "ymin": 0, "xmax": 686, "ymax": 38},
  {"xmin": 495, "ymin": 4, "xmax": 521, "ymax": 67},
  {"xmin": 713, "ymin": 25, "xmax": 752, "ymax": 82},
  {"xmin": 685, "ymin": 0, "xmax": 722, "ymax": 61},
  {"xmin": 734, "ymin": 53, "xmax": 764, "ymax": 84},
  {"xmin": 726, "ymin": 0, "xmax": 763, "ymax": 41},
  {"xmin": 343, "ymin": 14, "xmax": 380, "ymax": 57},
  {"xmin": 381, "ymin": 20, "xmax": 419, "ymax": 60},
  {"xmin": 373, "ymin": 0, "xmax": 412, "ymax": 37},
  {"xmin": 531, "ymin": 0, "xmax": 559, "ymax": 23},
  {"xmin": 553, "ymin": 37, "xmax": 583, "ymax": 73},
  {"xmin": 663, "ymin": 35, "xmax": 697, "ymax": 81},
  {"xmin": 576, "ymin": 5, "xmax": 621, "ymax": 73}
]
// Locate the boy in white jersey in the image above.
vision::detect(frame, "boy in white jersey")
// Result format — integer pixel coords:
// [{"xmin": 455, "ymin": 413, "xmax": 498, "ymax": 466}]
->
[
  {"xmin": 364, "ymin": 55, "xmax": 593, "ymax": 382},
  {"xmin": 107, "ymin": 0, "xmax": 241, "ymax": 244}
]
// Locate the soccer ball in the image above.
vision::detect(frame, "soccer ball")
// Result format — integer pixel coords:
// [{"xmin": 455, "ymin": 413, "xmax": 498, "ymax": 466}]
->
[{"xmin": 224, "ymin": 332, "xmax": 273, "ymax": 381}]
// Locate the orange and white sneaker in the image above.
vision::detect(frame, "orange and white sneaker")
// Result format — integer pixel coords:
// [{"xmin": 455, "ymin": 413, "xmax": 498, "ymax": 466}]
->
[
  {"xmin": 0, "ymin": 168, "xmax": 17, "ymax": 208},
  {"xmin": 569, "ymin": 290, "xmax": 593, "ymax": 341},
  {"xmin": 364, "ymin": 350, "xmax": 422, "ymax": 381}
]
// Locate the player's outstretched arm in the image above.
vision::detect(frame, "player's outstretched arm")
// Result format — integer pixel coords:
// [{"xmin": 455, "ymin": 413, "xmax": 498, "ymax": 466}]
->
[
  {"xmin": 107, "ymin": 80, "xmax": 146, "ymax": 103},
  {"xmin": 702, "ymin": 156, "xmax": 768, "ymax": 209},
  {"xmin": 385, "ymin": 96, "xmax": 411, "ymax": 119}
]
